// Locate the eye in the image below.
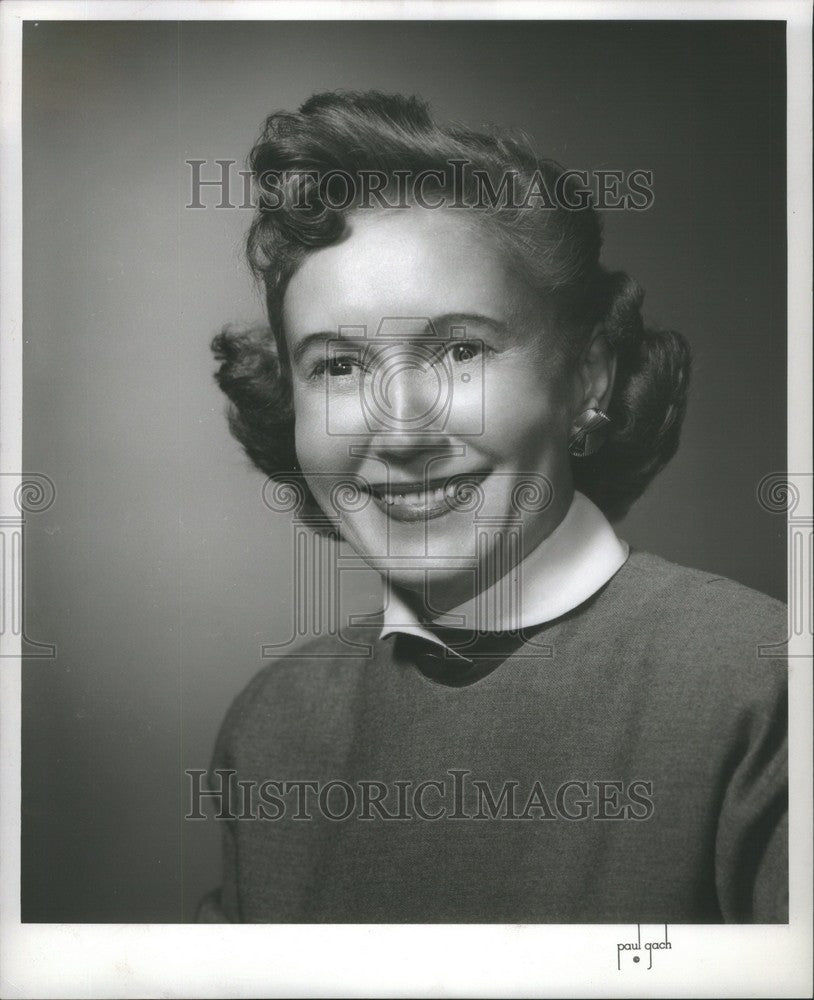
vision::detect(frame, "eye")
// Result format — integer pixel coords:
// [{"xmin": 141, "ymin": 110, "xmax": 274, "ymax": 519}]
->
[
  {"xmin": 449, "ymin": 342, "xmax": 481, "ymax": 363},
  {"xmin": 327, "ymin": 355, "xmax": 360, "ymax": 377},
  {"xmin": 308, "ymin": 353, "xmax": 363, "ymax": 379}
]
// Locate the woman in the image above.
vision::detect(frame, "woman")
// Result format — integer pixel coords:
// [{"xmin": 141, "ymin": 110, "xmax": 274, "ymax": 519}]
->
[{"xmin": 199, "ymin": 91, "xmax": 787, "ymax": 923}]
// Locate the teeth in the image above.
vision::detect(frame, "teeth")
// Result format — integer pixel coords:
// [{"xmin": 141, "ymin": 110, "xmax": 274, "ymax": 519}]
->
[
  {"xmin": 379, "ymin": 486, "xmax": 447, "ymax": 508},
  {"xmin": 373, "ymin": 476, "xmax": 484, "ymax": 510}
]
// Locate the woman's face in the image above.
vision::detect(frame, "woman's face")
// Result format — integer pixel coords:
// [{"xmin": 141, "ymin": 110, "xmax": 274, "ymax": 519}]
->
[{"xmin": 283, "ymin": 207, "xmax": 578, "ymax": 609}]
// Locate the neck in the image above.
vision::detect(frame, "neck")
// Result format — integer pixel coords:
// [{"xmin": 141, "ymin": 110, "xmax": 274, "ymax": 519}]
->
[{"xmin": 391, "ymin": 484, "xmax": 575, "ymax": 622}]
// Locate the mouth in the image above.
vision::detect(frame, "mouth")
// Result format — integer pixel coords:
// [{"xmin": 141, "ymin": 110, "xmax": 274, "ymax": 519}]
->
[{"xmin": 367, "ymin": 472, "xmax": 490, "ymax": 522}]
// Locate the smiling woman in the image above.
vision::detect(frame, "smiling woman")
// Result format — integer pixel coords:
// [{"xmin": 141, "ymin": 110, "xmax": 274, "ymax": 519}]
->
[
  {"xmin": 202, "ymin": 90, "xmax": 787, "ymax": 924},
  {"xmin": 282, "ymin": 206, "xmax": 581, "ymax": 608}
]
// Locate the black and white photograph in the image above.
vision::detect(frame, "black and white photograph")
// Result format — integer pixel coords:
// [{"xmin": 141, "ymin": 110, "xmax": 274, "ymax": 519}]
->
[{"xmin": 1, "ymin": 1, "xmax": 811, "ymax": 996}]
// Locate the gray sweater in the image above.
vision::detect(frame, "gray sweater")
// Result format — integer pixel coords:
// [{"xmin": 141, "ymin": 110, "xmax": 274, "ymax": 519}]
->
[{"xmin": 197, "ymin": 551, "xmax": 788, "ymax": 923}]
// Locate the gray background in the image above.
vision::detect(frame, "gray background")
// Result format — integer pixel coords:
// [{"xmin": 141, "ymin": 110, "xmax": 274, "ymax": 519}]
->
[{"xmin": 22, "ymin": 20, "xmax": 786, "ymax": 921}]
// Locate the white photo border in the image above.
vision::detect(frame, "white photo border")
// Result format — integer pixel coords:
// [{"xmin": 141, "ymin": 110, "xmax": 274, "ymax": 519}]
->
[{"xmin": 1, "ymin": 2, "xmax": 811, "ymax": 997}]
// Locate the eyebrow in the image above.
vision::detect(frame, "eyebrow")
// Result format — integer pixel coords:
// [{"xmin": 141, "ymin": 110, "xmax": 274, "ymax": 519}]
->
[
  {"xmin": 290, "ymin": 331, "xmax": 353, "ymax": 367},
  {"xmin": 289, "ymin": 313, "xmax": 507, "ymax": 366},
  {"xmin": 431, "ymin": 312, "xmax": 508, "ymax": 336}
]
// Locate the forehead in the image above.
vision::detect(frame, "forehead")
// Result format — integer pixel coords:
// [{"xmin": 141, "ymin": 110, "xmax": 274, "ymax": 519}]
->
[{"xmin": 282, "ymin": 208, "xmax": 521, "ymax": 339}]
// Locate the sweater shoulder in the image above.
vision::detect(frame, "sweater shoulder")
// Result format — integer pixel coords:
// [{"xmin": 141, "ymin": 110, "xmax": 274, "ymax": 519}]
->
[
  {"xmin": 209, "ymin": 629, "xmax": 380, "ymax": 764},
  {"xmin": 622, "ymin": 550, "xmax": 786, "ymax": 622},
  {"xmin": 607, "ymin": 550, "xmax": 788, "ymax": 696}
]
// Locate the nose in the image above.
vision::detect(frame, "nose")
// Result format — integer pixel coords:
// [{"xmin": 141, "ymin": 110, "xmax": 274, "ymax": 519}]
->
[
  {"xmin": 363, "ymin": 344, "xmax": 454, "ymax": 434},
  {"xmin": 357, "ymin": 349, "xmax": 458, "ymax": 478}
]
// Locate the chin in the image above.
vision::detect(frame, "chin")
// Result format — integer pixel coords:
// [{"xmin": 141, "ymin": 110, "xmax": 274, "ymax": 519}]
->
[{"xmin": 378, "ymin": 568, "xmax": 430, "ymax": 593}]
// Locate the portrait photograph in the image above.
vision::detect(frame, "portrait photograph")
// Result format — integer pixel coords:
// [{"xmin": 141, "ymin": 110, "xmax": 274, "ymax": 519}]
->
[{"xmin": 1, "ymin": 1, "xmax": 811, "ymax": 997}]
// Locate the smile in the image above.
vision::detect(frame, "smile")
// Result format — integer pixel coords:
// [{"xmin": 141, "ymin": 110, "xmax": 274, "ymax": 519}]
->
[{"xmin": 368, "ymin": 473, "xmax": 489, "ymax": 522}]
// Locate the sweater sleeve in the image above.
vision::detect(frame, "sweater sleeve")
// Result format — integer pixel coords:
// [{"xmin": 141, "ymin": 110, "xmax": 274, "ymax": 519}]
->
[
  {"xmin": 714, "ymin": 653, "xmax": 788, "ymax": 923},
  {"xmin": 196, "ymin": 818, "xmax": 239, "ymax": 922},
  {"xmin": 195, "ymin": 664, "xmax": 275, "ymax": 923}
]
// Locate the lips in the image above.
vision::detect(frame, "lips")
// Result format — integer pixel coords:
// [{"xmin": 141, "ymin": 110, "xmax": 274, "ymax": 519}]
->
[{"xmin": 367, "ymin": 472, "xmax": 489, "ymax": 521}]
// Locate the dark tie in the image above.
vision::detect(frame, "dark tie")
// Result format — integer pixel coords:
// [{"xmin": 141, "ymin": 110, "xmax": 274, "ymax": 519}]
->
[{"xmin": 391, "ymin": 627, "xmax": 527, "ymax": 686}]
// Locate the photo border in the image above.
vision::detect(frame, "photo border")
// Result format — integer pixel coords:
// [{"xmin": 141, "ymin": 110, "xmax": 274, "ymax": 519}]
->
[{"xmin": 1, "ymin": 1, "xmax": 811, "ymax": 997}]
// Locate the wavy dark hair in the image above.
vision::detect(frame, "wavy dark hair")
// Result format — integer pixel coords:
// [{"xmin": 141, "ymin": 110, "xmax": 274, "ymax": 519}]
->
[{"xmin": 212, "ymin": 90, "xmax": 691, "ymax": 521}]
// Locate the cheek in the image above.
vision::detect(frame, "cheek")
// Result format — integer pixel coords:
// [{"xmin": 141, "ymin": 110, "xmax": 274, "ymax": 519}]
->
[
  {"xmin": 482, "ymin": 369, "xmax": 572, "ymax": 463},
  {"xmin": 291, "ymin": 388, "xmax": 335, "ymax": 470},
  {"xmin": 292, "ymin": 406, "xmax": 352, "ymax": 519}
]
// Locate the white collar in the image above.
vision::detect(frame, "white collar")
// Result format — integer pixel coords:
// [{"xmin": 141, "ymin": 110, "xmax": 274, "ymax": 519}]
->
[{"xmin": 380, "ymin": 491, "xmax": 629, "ymax": 651}]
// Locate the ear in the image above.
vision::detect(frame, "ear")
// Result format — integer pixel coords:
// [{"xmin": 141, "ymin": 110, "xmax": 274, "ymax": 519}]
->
[{"xmin": 573, "ymin": 329, "xmax": 616, "ymax": 413}]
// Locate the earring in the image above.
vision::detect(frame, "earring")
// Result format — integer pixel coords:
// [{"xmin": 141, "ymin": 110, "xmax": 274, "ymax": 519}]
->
[{"xmin": 568, "ymin": 404, "xmax": 611, "ymax": 458}]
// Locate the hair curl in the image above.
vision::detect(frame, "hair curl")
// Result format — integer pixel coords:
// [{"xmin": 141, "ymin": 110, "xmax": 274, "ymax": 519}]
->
[{"xmin": 212, "ymin": 89, "xmax": 691, "ymax": 521}]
